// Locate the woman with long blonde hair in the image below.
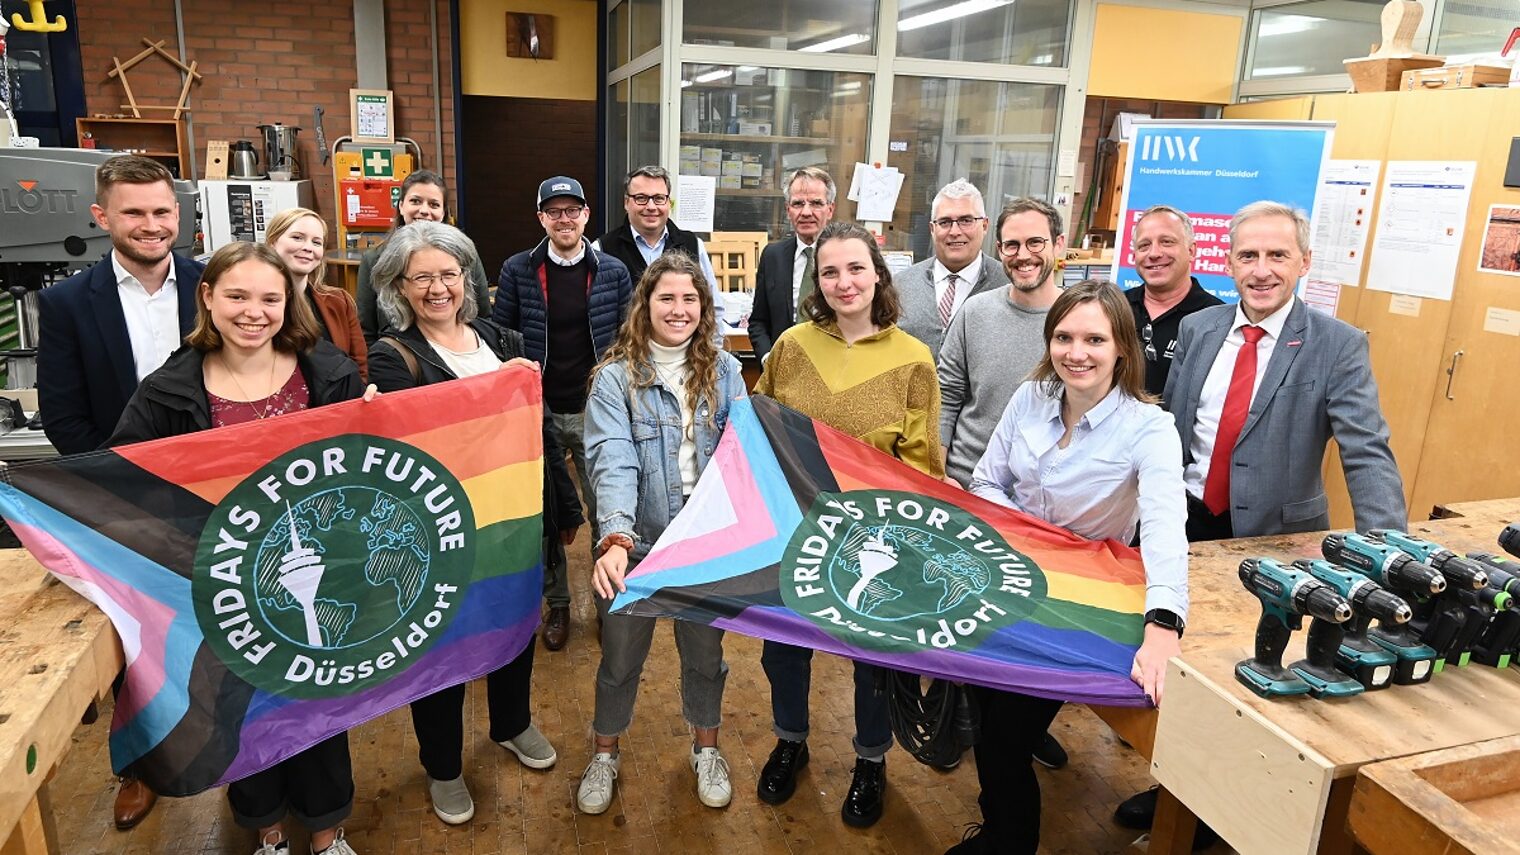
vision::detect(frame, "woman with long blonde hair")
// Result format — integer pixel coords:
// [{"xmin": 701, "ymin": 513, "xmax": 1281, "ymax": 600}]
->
[
  {"xmin": 576, "ymin": 251, "xmax": 746, "ymax": 816},
  {"xmin": 265, "ymin": 207, "xmax": 368, "ymax": 378}
]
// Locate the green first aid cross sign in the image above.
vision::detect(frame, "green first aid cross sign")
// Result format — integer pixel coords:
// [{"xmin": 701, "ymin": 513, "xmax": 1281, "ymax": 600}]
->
[{"xmin": 362, "ymin": 148, "xmax": 394, "ymax": 178}]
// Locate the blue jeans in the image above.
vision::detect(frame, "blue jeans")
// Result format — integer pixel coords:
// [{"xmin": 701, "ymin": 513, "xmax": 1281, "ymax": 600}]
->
[
  {"xmin": 761, "ymin": 640, "xmax": 892, "ymax": 759},
  {"xmin": 547, "ymin": 407, "xmax": 592, "ymax": 608}
]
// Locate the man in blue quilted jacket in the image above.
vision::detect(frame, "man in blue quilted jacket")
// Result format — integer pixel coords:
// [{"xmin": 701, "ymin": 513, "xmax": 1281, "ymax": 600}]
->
[{"xmin": 494, "ymin": 176, "xmax": 634, "ymax": 650}]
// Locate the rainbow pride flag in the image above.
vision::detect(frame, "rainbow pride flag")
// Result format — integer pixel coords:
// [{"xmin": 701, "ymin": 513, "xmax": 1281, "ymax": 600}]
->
[
  {"xmin": 0, "ymin": 368, "xmax": 544, "ymax": 795},
  {"xmin": 612, "ymin": 396, "xmax": 1152, "ymax": 706}
]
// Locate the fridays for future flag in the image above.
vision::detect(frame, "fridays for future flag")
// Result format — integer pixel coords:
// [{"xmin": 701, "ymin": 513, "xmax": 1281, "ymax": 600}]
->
[
  {"xmin": 0, "ymin": 368, "xmax": 544, "ymax": 795},
  {"xmin": 612, "ymin": 396, "xmax": 1152, "ymax": 707}
]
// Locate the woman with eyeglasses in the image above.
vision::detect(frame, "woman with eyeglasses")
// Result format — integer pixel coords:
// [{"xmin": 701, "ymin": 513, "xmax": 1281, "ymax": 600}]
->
[
  {"xmin": 354, "ymin": 170, "xmax": 492, "ymax": 343},
  {"xmin": 949, "ymin": 279, "xmax": 1188, "ymax": 855},
  {"xmin": 367, "ymin": 221, "xmax": 584, "ymax": 828}
]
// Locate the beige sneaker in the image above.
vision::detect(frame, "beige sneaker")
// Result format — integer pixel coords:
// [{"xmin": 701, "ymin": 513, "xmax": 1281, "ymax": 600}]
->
[{"xmin": 576, "ymin": 752, "xmax": 620, "ymax": 815}]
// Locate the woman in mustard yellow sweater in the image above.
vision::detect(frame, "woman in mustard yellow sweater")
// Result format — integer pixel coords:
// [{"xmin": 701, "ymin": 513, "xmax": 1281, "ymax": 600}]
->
[{"xmin": 752, "ymin": 221, "xmax": 943, "ymax": 829}]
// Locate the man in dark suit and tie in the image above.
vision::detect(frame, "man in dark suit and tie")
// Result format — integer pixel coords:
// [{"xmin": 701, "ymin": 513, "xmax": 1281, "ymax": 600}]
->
[
  {"xmin": 747, "ymin": 166, "xmax": 835, "ymax": 361},
  {"xmin": 1116, "ymin": 200, "xmax": 1408, "ymax": 835},
  {"xmin": 36, "ymin": 154, "xmax": 202, "ymax": 830}
]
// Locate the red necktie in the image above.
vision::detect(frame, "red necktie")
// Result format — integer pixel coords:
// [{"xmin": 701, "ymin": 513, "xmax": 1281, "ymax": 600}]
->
[
  {"xmin": 939, "ymin": 273, "xmax": 959, "ymax": 327},
  {"xmin": 1203, "ymin": 325, "xmax": 1266, "ymax": 516}
]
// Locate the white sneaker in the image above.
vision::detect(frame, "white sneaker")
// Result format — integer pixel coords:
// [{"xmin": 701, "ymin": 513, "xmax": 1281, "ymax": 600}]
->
[
  {"xmin": 498, "ymin": 723, "xmax": 558, "ymax": 769},
  {"xmin": 313, "ymin": 829, "xmax": 358, "ymax": 855},
  {"xmin": 253, "ymin": 831, "xmax": 288, "ymax": 855},
  {"xmin": 427, "ymin": 775, "xmax": 475, "ymax": 825},
  {"xmin": 576, "ymin": 752, "xmax": 621, "ymax": 815},
  {"xmin": 691, "ymin": 746, "xmax": 733, "ymax": 808}
]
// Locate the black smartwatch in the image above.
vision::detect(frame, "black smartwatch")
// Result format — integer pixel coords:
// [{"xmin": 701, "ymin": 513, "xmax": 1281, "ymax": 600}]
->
[{"xmin": 1144, "ymin": 608, "xmax": 1186, "ymax": 638}]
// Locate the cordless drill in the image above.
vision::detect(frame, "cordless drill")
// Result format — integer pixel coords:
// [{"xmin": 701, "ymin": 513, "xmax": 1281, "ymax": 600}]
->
[
  {"xmin": 1293, "ymin": 558, "xmax": 1410, "ymax": 690},
  {"xmin": 1470, "ymin": 552, "xmax": 1520, "ymax": 667},
  {"xmin": 1321, "ymin": 532, "xmax": 1443, "ymax": 684},
  {"xmin": 1500, "ymin": 522, "xmax": 1520, "ymax": 559},
  {"xmin": 1236, "ymin": 558, "xmax": 1353, "ymax": 699},
  {"xmin": 1372, "ymin": 530, "xmax": 1491, "ymax": 668}
]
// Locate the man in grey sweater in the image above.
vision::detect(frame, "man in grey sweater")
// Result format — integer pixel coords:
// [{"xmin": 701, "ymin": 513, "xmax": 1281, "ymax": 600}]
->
[
  {"xmin": 939, "ymin": 196, "xmax": 1066, "ymax": 487},
  {"xmin": 938, "ymin": 196, "xmax": 1070, "ymax": 773},
  {"xmin": 895, "ymin": 179, "xmax": 1009, "ymax": 359}
]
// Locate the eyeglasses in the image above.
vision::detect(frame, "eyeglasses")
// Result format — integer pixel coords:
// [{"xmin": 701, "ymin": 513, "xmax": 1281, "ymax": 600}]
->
[
  {"xmin": 626, "ymin": 193, "xmax": 669, "ymax": 206},
  {"xmin": 405, "ymin": 270, "xmax": 464, "ymax": 288},
  {"xmin": 541, "ymin": 205, "xmax": 585, "ymax": 220},
  {"xmin": 1142, "ymin": 323, "xmax": 1156, "ymax": 362},
  {"xmin": 788, "ymin": 199, "xmax": 830, "ymax": 211},
  {"xmin": 997, "ymin": 236, "xmax": 1049, "ymax": 256},
  {"xmin": 931, "ymin": 215, "xmax": 986, "ymax": 231}
]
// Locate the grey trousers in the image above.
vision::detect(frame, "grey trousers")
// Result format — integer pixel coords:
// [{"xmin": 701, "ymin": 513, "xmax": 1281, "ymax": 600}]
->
[
  {"xmin": 592, "ymin": 590, "xmax": 728, "ymax": 738},
  {"xmin": 547, "ymin": 407, "xmax": 593, "ymax": 609}
]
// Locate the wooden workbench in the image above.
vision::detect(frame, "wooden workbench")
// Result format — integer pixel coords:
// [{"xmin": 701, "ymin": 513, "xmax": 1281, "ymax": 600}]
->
[
  {"xmin": 1105, "ymin": 497, "xmax": 1520, "ymax": 855},
  {"xmin": 0, "ymin": 552, "xmax": 123, "ymax": 855}
]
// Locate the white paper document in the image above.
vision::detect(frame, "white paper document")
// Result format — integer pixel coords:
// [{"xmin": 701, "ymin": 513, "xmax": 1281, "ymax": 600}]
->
[
  {"xmin": 673, "ymin": 174, "xmax": 717, "ymax": 233},
  {"xmin": 848, "ymin": 163, "xmax": 904, "ymax": 222},
  {"xmin": 1365, "ymin": 161, "xmax": 1477, "ymax": 301},
  {"xmin": 1308, "ymin": 160, "xmax": 1380, "ymax": 287}
]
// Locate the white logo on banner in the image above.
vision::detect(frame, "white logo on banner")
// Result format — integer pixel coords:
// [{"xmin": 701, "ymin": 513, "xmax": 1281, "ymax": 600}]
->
[{"xmin": 1140, "ymin": 135, "xmax": 1201, "ymax": 163}]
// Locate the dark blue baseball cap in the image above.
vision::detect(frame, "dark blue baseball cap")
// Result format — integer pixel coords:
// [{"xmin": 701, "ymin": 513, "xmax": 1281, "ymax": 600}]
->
[{"xmin": 537, "ymin": 176, "xmax": 587, "ymax": 208}]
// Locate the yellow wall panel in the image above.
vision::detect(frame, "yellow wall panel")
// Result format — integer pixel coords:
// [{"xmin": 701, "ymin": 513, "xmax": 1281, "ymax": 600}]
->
[
  {"xmin": 1089, "ymin": 4, "xmax": 1243, "ymax": 104},
  {"xmin": 1222, "ymin": 97, "xmax": 1315, "ymax": 121},
  {"xmin": 461, "ymin": 0, "xmax": 599, "ymax": 101}
]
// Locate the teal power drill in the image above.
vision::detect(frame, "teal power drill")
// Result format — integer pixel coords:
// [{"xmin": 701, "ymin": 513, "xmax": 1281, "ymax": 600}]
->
[
  {"xmin": 1321, "ymin": 532, "xmax": 1443, "ymax": 684},
  {"xmin": 1371, "ymin": 530, "xmax": 1491, "ymax": 668},
  {"xmin": 1236, "ymin": 558, "xmax": 1353, "ymax": 699},
  {"xmin": 1293, "ymin": 558, "xmax": 1411, "ymax": 691}
]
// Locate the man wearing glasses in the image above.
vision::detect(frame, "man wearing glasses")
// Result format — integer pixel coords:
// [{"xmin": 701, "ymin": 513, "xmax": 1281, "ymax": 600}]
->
[
  {"xmin": 748, "ymin": 166, "xmax": 836, "ymax": 361},
  {"xmin": 494, "ymin": 175, "xmax": 634, "ymax": 651},
  {"xmin": 1123, "ymin": 205, "xmax": 1222, "ymax": 399},
  {"xmin": 895, "ymin": 179, "xmax": 1009, "ymax": 360},
  {"xmin": 594, "ymin": 165, "xmax": 723, "ymax": 319}
]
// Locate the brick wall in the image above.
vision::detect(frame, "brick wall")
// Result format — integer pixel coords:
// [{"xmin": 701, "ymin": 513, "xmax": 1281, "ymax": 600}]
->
[{"xmin": 73, "ymin": 0, "xmax": 457, "ymax": 237}]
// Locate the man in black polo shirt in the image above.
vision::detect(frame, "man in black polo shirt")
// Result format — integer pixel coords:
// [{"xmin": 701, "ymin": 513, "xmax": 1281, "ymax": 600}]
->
[
  {"xmin": 1123, "ymin": 204, "xmax": 1223, "ymax": 399},
  {"xmin": 594, "ymin": 165, "xmax": 723, "ymax": 318}
]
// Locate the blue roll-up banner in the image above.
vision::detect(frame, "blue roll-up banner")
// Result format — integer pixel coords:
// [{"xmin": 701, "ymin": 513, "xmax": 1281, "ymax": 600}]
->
[{"xmin": 1109, "ymin": 120, "xmax": 1335, "ymax": 303}]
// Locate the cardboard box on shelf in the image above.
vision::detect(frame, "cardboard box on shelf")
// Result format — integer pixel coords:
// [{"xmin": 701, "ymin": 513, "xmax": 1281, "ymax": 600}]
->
[
  {"xmin": 680, "ymin": 145, "xmax": 701, "ymax": 161},
  {"xmin": 679, "ymin": 160, "xmax": 702, "ymax": 176},
  {"xmin": 701, "ymin": 147, "xmax": 723, "ymax": 163},
  {"xmin": 737, "ymin": 121, "xmax": 772, "ymax": 136},
  {"xmin": 700, "ymin": 162, "xmax": 722, "ymax": 177},
  {"xmin": 721, "ymin": 161, "xmax": 743, "ymax": 176},
  {"xmin": 719, "ymin": 175, "xmax": 743, "ymax": 189},
  {"xmin": 782, "ymin": 148, "xmax": 828, "ymax": 170},
  {"xmin": 741, "ymin": 162, "xmax": 763, "ymax": 177}
]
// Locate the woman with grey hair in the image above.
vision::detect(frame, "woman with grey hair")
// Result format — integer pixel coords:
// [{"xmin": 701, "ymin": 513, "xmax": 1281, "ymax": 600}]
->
[{"xmin": 368, "ymin": 220, "xmax": 584, "ymax": 826}]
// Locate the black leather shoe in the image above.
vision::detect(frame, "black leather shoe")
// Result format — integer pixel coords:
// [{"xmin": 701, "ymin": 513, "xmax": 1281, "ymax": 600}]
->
[
  {"xmin": 757, "ymin": 739, "xmax": 808, "ymax": 805},
  {"xmin": 841, "ymin": 757, "xmax": 885, "ymax": 828},
  {"xmin": 1032, "ymin": 731, "xmax": 1068, "ymax": 770},
  {"xmin": 1115, "ymin": 785, "xmax": 1158, "ymax": 828},
  {"xmin": 1115, "ymin": 786, "xmax": 1221, "ymax": 851},
  {"xmin": 944, "ymin": 823, "xmax": 992, "ymax": 854}
]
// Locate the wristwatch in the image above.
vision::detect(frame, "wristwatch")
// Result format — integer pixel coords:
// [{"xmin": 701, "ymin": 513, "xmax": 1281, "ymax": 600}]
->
[{"xmin": 1144, "ymin": 608, "xmax": 1186, "ymax": 638}]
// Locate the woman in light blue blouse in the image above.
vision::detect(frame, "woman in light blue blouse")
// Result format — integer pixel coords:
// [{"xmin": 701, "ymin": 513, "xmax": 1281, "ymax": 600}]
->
[{"xmin": 951, "ymin": 279, "xmax": 1188, "ymax": 855}]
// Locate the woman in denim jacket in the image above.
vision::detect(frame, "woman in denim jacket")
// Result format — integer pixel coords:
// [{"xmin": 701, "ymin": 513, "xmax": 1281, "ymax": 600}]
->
[{"xmin": 577, "ymin": 252, "xmax": 747, "ymax": 816}]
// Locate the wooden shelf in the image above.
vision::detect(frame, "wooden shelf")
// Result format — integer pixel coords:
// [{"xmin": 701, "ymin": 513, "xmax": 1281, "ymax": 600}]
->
[
  {"xmin": 683, "ymin": 132, "xmax": 835, "ymax": 145},
  {"xmin": 76, "ymin": 117, "xmax": 190, "ymax": 178}
]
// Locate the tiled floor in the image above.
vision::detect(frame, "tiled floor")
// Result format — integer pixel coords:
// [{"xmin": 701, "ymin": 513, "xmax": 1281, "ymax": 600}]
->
[{"xmin": 51, "ymin": 530, "xmax": 1172, "ymax": 855}]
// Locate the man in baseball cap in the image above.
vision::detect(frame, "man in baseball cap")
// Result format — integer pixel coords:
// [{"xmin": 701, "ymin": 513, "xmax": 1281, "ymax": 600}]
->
[{"xmin": 493, "ymin": 176, "xmax": 633, "ymax": 650}]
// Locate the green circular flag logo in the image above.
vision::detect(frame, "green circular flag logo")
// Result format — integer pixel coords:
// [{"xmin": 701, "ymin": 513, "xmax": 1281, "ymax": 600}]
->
[
  {"xmin": 779, "ymin": 490, "xmax": 1047, "ymax": 653},
  {"xmin": 193, "ymin": 435, "xmax": 476, "ymax": 699}
]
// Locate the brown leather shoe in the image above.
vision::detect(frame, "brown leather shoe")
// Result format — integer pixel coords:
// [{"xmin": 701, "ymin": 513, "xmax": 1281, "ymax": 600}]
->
[
  {"xmin": 114, "ymin": 776, "xmax": 157, "ymax": 830},
  {"xmin": 543, "ymin": 606, "xmax": 570, "ymax": 651}
]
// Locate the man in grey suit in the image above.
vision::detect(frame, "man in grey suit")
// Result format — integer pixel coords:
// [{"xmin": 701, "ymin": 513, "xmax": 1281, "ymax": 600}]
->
[
  {"xmin": 748, "ymin": 166, "xmax": 835, "ymax": 361},
  {"xmin": 895, "ymin": 179, "xmax": 1009, "ymax": 359},
  {"xmin": 1164, "ymin": 199, "xmax": 1407, "ymax": 540}
]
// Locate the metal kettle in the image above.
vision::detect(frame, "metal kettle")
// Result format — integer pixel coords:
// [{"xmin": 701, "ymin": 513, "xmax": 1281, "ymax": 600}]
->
[{"xmin": 229, "ymin": 140, "xmax": 262, "ymax": 179}]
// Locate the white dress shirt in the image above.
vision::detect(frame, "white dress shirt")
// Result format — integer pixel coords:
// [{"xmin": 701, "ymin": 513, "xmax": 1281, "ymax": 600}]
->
[
  {"xmin": 932, "ymin": 254, "xmax": 982, "ymax": 321},
  {"xmin": 592, "ymin": 226, "xmax": 724, "ymax": 323},
  {"xmin": 1183, "ymin": 297, "xmax": 1296, "ymax": 499},
  {"xmin": 112, "ymin": 251, "xmax": 181, "ymax": 382},
  {"xmin": 969, "ymin": 381, "xmax": 1190, "ymax": 618},
  {"xmin": 548, "ymin": 241, "xmax": 587, "ymax": 267}
]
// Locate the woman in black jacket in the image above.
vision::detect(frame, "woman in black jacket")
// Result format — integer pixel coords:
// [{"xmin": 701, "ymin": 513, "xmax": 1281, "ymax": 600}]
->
[
  {"xmin": 367, "ymin": 220, "xmax": 582, "ymax": 827},
  {"xmin": 108, "ymin": 241, "xmax": 366, "ymax": 855}
]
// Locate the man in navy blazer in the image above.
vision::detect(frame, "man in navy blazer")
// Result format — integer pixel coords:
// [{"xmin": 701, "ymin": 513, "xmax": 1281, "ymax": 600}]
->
[
  {"xmin": 1163, "ymin": 200, "xmax": 1407, "ymax": 540},
  {"xmin": 39, "ymin": 155, "xmax": 203, "ymax": 459},
  {"xmin": 747, "ymin": 166, "xmax": 835, "ymax": 361}
]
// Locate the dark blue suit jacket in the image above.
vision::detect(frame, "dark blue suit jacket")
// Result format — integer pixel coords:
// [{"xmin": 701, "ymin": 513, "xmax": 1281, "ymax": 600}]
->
[{"xmin": 38, "ymin": 253, "xmax": 205, "ymax": 454}]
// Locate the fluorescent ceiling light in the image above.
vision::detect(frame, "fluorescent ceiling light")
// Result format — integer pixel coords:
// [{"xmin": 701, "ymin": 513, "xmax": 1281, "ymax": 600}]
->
[
  {"xmin": 1252, "ymin": 65, "xmax": 1309, "ymax": 77},
  {"xmin": 681, "ymin": 80, "xmax": 692, "ymax": 88},
  {"xmin": 1258, "ymin": 14, "xmax": 1317, "ymax": 38},
  {"xmin": 693, "ymin": 68, "xmax": 734, "ymax": 83},
  {"xmin": 799, "ymin": 33, "xmax": 871, "ymax": 53},
  {"xmin": 899, "ymin": 0, "xmax": 1014, "ymax": 32}
]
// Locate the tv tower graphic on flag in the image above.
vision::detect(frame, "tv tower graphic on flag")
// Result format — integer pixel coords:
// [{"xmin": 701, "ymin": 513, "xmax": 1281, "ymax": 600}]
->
[{"xmin": 278, "ymin": 503, "xmax": 328, "ymax": 647}]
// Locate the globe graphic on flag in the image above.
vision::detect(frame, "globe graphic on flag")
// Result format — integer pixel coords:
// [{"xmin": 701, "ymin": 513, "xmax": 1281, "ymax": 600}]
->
[{"xmin": 251, "ymin": 487, "xmax": 431, "ymax": 649}]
